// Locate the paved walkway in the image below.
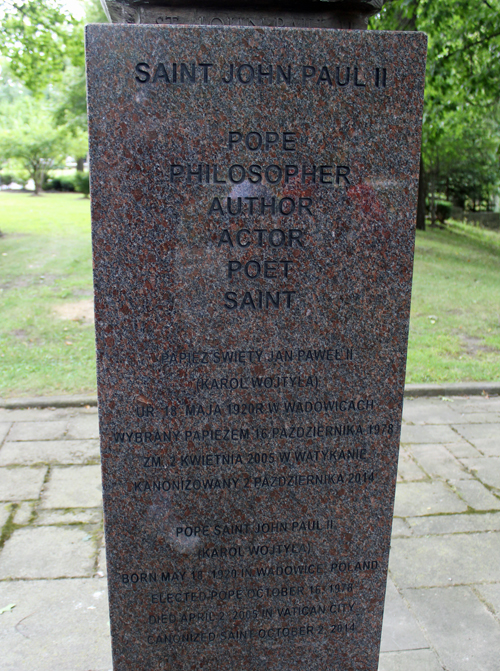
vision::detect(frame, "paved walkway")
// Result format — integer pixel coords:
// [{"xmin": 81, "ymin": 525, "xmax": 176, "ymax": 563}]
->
[{"xmin": 0, "ymin": 395, "xmax": 499, "ymax": 670}]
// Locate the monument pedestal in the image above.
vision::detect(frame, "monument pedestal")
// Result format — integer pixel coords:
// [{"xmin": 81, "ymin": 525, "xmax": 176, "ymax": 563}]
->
[
  {"xmin": 86, "ymin": 23, "xmax": 426, "ymax": 671},
  {"xmin": 101, "ymin": 0, "xmax": 385, "ymax": 29}
]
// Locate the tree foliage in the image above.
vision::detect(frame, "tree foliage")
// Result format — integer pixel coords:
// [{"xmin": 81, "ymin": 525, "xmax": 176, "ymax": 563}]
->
[
  {"xmin": 52, "ymin": 66, "xmax": 88, "ymax": 133},
  {"xmin": 424, "ymin": 107, "xmax": 500, "ymax": 210},
  {"xmin": 371, "ymin": 0, "xmax": 500, "ymax": 108},
  {"xmin": 0, "ymin": 1, "xmax": 94, "ymax": 169},
  {"xmin": 0, "ymin": 0, "xmax": 84, "ymax": 94},
  {"xmin": 0, "ymin": 0, "xmax": 498, "ymax": 210},
  {"xmin": 371, "ymin": 0, "xmax": 500, "ymax": 219},
  {"xmin": 0, "ymin": 97, "xmax": 69, "ymax": 193}
]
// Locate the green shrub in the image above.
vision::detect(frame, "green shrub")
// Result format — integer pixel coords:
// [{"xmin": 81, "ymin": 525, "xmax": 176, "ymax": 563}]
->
[
  {"xmin": 1, "ymin": 173, "xmax": 26, "ymax": 187},
  {"xmin": 436, "ymin": 200, "xmax": 452, "ymax": 223},
  {"xmin": 59, "ymin": 177, "xmax": 76, "ymax": 192},
  {"xmin": 75, "ymin": 172, "xmax": 90, "ymax": 197},
  {"xmin": 0, "ymin": 173, "xmax": 15, "ymax": 186},
  {"xmin": 43, "ymin": 176, "xmax": 76, "ymax": 192}
]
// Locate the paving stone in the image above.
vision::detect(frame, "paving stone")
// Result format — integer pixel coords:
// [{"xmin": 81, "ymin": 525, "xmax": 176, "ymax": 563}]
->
[
  {"xmin": 389, "ymin": 533, "xmax": 500, "ymax": 587},
  {"xmin": 378, "ymin": 649, "xmax": 444, "ymax": 671},
  {"xmin": 0, "ymin": 527, "xmax": 95, "ymax": 579},
  {"xmin": 97, "ymin": 545, "xmax": 107, "ymax": 578},
  {"xmin": 474, "ymin": 583, "xmax": 500, "ymax": 619},
  {"xmin": 35, "ymin": 509, "xmax": 102, "ymax": 526},
  {"xmin": 402, "ymin": 399, "xmax": 461, "ymax": 426},
  {"xmin": 443, "ymin": 441, "xmax": 482, "ymax": 459},
  {"xmin": 400, "ymin": 424, "xmax": 458, "ymax": 444},
  {"xmin": 452, "ymin": 412, "xmax": 500, "ymax": 424},
  {"xmin": 460, "ymin": 457, "xmax": 500, "ymax": 491},
  {"xmin": 1, "ymin": 395, "xmax": 498, "ymax": 668},
  {"xmin": 13, "ymin": 501, "xmax": 35, "ymax": 525},
  {"xmin": 0, "ymin": 502, "xmax": 12, "ymax": 529},
  {"xmin": 402, "ymin": 586, "xmax": 500, "ymax": 671},
  {"xmin": 450, "ymin": 397, "xmax": 500, "ymax": 414},
  {"xmin": 6, "ymin": 420, "xmax": 68, "ymax": 441},
  {"xmin": 408, "ymin": 444, "xmax": 472, "ymax": 480},
  {"xmin": 408, "ymin": 513, "xmax": 500, "ymax": 536},
  {"xmin": 394, "ymin": 482, "xmax": 467, "ymax": 518},
  {"xmin": 450, "ymin": 479, "xmax": 500, "ymax": 511},
  {"xmin": 397, "ymin": 450, "xmax": 427, "ymax": 482},
  {"xmin": 380, "ymin": 579, "xmax": 428, "ymax": 652},
  {"xmin": 391, "ymin": 518, "xmax": 412, "ymax": 537},
  {"xmin": 41, "ymin": 465, "xmax": 102, "ymax": 509},
  {"xmin": 0, "ymin": 466, "xmax": 47, "ymax": 501},
  {"xmin": 0, "ymin": 578, "xmax": 112, "ymax": 671},
  {"xmin": 0, "ymin": 439, "xmax": 100, "ymax": 466},
  {"xmin": 65, "ymin": 414, "xmax": 100, "ymax": 440},
  {"xmin": 0, "ymin": 408, "xmax": 74, "ymax": 423},
  {"xmin": 452, "ymin": 423, "xmax": 500, "ymax": 456},
  {"xmin": 0, "ymin": 422, "xmax": 12, "ymax": 444}
]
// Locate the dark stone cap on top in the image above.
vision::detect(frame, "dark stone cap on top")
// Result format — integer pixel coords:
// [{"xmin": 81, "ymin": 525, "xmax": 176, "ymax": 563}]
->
[{"xmin": 100, "ymin": 0, "xmax": 385, "ymax": 28}]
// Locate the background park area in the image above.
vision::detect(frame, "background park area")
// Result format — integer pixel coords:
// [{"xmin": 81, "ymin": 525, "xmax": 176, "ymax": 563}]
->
[
  {"xmin": 1, "ymin": 0, "xmax": 500, "ymax": 397},
  {"xmin": 2, "ymin": 191, "xmax": 500, "ymax": 397}
]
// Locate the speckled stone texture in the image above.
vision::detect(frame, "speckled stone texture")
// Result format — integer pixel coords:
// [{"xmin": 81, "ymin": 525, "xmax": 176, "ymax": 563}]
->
[{"xmin": 86, "ymin": 25, "xmax": 426, "ymax": 671}]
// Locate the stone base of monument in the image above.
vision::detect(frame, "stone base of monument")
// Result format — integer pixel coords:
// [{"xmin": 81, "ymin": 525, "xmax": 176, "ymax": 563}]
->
[
  {"xmin": 101, "ymin": 0, "xmax": 385, "ymax": 29},
  {"xmin": 86, "ymin": 10, "xmax": 426, "ymax": 670}
]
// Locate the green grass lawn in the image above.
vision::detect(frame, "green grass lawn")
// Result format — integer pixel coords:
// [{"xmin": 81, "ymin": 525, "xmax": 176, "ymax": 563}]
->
[
  {"xmin": 0, "ymin": 191, "xmax": 499, "ymax": 397},
  {"xmin": 0, "ymin": 192, "xmax": 95, "ymax": 397},
  {"xmin": 408, "ymin": 221, "xmax": 500, "ymax": 383}
]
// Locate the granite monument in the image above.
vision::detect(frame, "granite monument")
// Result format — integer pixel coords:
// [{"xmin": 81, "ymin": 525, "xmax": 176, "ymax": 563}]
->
[{"xmin": 86, "ymin": 4, "xmax": 426, "ymax": 668}]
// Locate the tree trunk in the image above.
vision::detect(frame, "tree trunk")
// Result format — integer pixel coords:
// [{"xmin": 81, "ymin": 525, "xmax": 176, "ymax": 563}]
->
[
  {"xmin": 76, "ymin": 157, "xmax": 85, "ymax": 172},
  {"xmin": 32, "ymin": 163, "xmax": 43, "ymax": 195},
  {"xmin": 33, "ymin": 172, "xmax": 42, "ymax": 195},
  {"xmin": 430, "ymin": 181, "xmax": 436, "ymax": 226},
  {"xmin": 416, "ymin": 154, "xmax": 426, "ymax": 231},
  {"xmin": 395, "ymin": 2, "xmax": 424, "ymax": 229}
]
